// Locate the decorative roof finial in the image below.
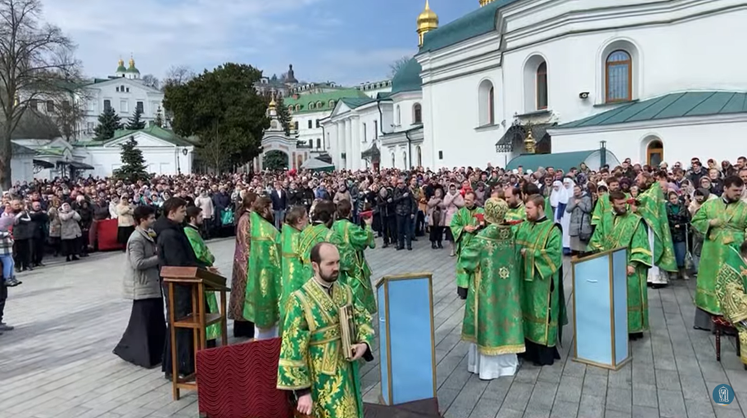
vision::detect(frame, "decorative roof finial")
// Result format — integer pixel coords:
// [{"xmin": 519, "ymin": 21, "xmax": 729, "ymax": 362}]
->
[{"xmin": 417, "ymin": 0, "xmax": 439, "ymax": 48}]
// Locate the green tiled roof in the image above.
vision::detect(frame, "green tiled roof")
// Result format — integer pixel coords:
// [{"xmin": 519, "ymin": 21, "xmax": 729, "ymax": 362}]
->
[
  {"xmin": 285, "ymin": 89, "xmax": 368, "ymax": 114},
  {"xmin": 506, "ymin": 150, "xmax": 618, "ymax": 172},
  {"xmin": 76, "ymin": 124, "xmax": 195, "ymax": 147},
  {"xmin": 558, "ymin": 91, "xmax": 747, "ymax": 129},
  {"xmin": 391, "ymin": 58, "xmax": 422, "ymax": 94},
  {"xmin": 340, "ymin": 97, "xmax": 375, "ymax": 109},
  {"xmin": 377, "ymin": 92, "xmax": 393, "ymax": 100},
  {"xmin": 420, "ymin": 0, "xmax": 521, "ymax": 53}
]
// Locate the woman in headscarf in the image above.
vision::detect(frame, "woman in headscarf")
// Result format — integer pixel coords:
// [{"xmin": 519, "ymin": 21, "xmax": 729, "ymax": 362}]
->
[
  {"xmin": 548, "ymin": 181, "xmax": 567, "ymax": 223},
  {"xmin": 560, "ymin": 177, "xmax": 575, "ymax": 254}
]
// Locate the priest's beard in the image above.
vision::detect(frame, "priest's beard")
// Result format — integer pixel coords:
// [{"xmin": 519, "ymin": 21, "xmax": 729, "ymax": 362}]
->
[
  {"xmin": 725, "ymin": 194, "xmax": 740, "ymax": 204},
  {"xmin": 318, "ymin": 267, "xmax": 339, "ymax": 283},
  {"xmin": 613, "ymin": 207, "xmax": 627, "ymax": 216},
  {"xmin": 508, "ymin": 200, "xmax": 519, "ymax": 209}
]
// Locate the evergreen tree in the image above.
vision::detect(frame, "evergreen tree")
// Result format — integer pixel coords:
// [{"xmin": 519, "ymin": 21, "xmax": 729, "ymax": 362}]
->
[
  {"xmin": 93, "ymin": 106, "xmax": 122, "ymax": 140},
  {"xmin": 114, "ymin": 137, "xmax": 149, "ymax": 182},
  {"xmin": 276, "ymin": 95, "xmax": 292, "ymax": 136},
  {"xmin": 125, "ymin": 106, "xmax": 146, "ymax": 130}
]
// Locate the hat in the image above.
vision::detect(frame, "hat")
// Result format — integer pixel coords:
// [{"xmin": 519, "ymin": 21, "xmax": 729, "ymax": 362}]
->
[{"xmin": 484, "ymin": 197, "xmax": 509, "ymax": 225}]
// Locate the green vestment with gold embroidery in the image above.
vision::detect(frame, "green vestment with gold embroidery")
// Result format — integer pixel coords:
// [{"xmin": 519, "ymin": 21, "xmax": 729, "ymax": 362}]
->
[
  {"xmin": 506, "ymin": 203, "xmax": 525, "ymax": 222},
  {"xmin": 460, "ymin": 223, "xmax": 525, "ymax": 355},
  {"xmin": 183, "ymin": 225, "xmax": 221, "ymax": 341},
  {"xmin": 714, "ymin": 245, "xmax": 747, "ymax": 365},
  {"xmin": 588, "ymin": 211, "xmax": 652, "ymax": 333},
  {"xmin": 243, "ymin": 211, "xmax": 282, "ymax": 329},
  {"xmin": 692, "ymin": 198, "xmax": 747, "ymax": 314},
  {"xmin": 277, "ymin": 279, "xmax": 375, "ymax": 418},
  {"xmin": 298, "ymin": 223, "xmax": 351, "ymax": 281},
  {"xmin": 280, "ymin": 224, "xmax": 306, "ymax": 328},
  {"xmin": 450, "ymin": 206, "xmax": 485, "ymax": 289},
  {"xmin": 331, "ymin": 219, "xmax": 377, "ymax": 315},
  {"xmin": 637, "ymin": 183, "xmax": 677, "ymax": 272},
  {"xmin": 515, "ymin": 218, "xmax": 567, "ymax": 347}
]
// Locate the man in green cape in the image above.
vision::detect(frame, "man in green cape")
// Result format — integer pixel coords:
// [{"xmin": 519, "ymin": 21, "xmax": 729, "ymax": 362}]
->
[
  {"xmin": 714, "ymin": 240, "xmax": 747, "ymax": 368},
  {"xmin": 243, "ymin": 197, "xmax": 282, "ymax": 340},
  {"xmin": 515, "ymin": 194, "xmax": 567, "ymax": 366},
  {"xmin": 331, "ymin": 200, "xmax": 377, "ymax": 315},
  {"xmin": 692, "ymin": 175, "xmax": 747, "ymax": 330},
  {"xmin": 505, "ymin": 186, "xmax": 526, "ymax": 222},
  {"xmin": 636, "ymin": 172, "xmax": 677, "ymax": 288},
  {"xmin": 278, "ymin": 242, "xmax": 374, "ymax": 418},
  {"xmin": 591, "ymin": 177, "xmax": 623, "ymax": 226},
  {"xmin": 450, "ymin": 191, "xmax": 484, "ymax": 299},
  {"xmin": 460, "ymin": 197, "xmax": 524, "ymax": 379},
  {"xmin": 297, "ymin": 200, "xmax": 351, "ymax": 280},
  {"xmin": 588, "ymin": 192, "xmax": 652, "ymax": 339},
  {"xmin": 279, "ymin": 206, "xmax": 309, "ymax": 330},
  {"xmin": 183, "ymin": 206, "xmax": 221, "ymax": 342}
]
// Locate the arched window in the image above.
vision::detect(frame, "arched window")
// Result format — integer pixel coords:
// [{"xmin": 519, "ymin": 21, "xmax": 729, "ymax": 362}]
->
[
  {"xmin": 308, "ymin": 140, "xmax": 313, "ymax": 148},
  {"xmin": 536, "ymin": 62, "xmax": 548, "ymax": 110},
  {"xmin": 295, "ymin": 104, "xmax": 301, "ymax": 111},
  {"xmin": 316, "ymin": 101, "xmax": 322, "ymax": 108},
  {"xmin": 329, "ymin": 100, "xmax": 335, "ymax": 107},
  {"xmin": 288, "ymin": 105, "xmax": 293, "ymax": 113},
  {"xmin": 391, "ymin": 153, "xmax": 395, "ymax": 168},
  {"xmin": 478, "ymin": 80, "xmax": 495, "ymax": 126},
  {"xmin": 606, "ymin": 50, "xmax": 632, "ymax": 103},
  {"xmin": 396, "ymin": 105, "xmax": 401, "ymax": 126},
  {"xmin": 294, "ymin": 121, "xmax": 299, "ymax": 131},
  {"xmin": 315, "ymin": 119, "xmax": 320, "ymax": 128},
  {"xmin": 413, "ymin": 103, "xmax": 422, "ymax": 124},
  {"xmin": 646, "ymin": 139, "xmax": 663, "ymax": 166}
]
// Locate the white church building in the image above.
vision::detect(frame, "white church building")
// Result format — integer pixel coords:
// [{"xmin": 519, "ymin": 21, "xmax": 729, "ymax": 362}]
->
[{"xmin": 321, "ymin": 0, "xmax": 747, "ymax": 171}]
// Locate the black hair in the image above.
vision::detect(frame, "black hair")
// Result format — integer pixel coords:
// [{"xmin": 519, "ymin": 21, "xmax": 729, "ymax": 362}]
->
[
  {"xmin": 186, "ymin": 206, "xmax": 202, "ymax": 222},
  {"xmin": 162, "ymin": 197, "xmax": 187, "ymax": 216},
  {"xmin": 133, "ymin": 205, "xmax": 156, "ymax": 224},
  {"xmin": 741, "ymin": 240, "xmax": 747, "ymax": 257},
  {"xmin": 313, "ymin": 200, "xmax": 335, "ymax": 227},
  {"xmin": 724, "ymin": 175, "xmax": 744, "ymax": 189},
  {"xmin": 609, "ymin": 190, "xmax": 626, "ymax": 202}
]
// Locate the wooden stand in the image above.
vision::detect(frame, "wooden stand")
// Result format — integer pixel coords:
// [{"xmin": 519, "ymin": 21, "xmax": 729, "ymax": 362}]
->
[{"xmin": 162, "ymin": 266, "xmax": 229, "ymax": 400}]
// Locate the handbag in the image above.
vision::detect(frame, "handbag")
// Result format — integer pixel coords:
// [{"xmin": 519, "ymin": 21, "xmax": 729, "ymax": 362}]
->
[
  {"xmin": 684, "ymin": 226, "xmax": 694, "ymax": 272},
  {"xmin": 578, "ymin": 211, "xmax": 591, "ymax": 242},
  {"xmin": 221, "ymin": 208, "xmax": 235, "ymax": 226}
]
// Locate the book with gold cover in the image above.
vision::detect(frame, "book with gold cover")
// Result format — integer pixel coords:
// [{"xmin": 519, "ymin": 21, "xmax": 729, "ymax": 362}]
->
[{"xmin": 339, "ymin": 304, "xmax": 356, "ymax": 361}]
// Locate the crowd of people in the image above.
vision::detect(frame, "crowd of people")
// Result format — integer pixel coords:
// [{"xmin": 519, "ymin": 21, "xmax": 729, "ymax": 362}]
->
[{"xmin": 1, "ymin": 154, "xmax": 747, "ymax": 416}]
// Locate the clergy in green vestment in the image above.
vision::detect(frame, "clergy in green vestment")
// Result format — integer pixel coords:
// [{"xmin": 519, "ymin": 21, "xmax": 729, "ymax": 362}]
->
[
  {"xmin": 332, "ymin": 200, "xmax": 377, "ymax": 315},
  {"xmin": 278, "ymin": 242, "xmax": 375, "ymax": 418},
  {"xmin": 591, "ymin": 177, "xmax": 622, "ymax": 226},
  {"xmin": 243, "ymin": 197, "xmax": 282, "ymax": 340},
  {"xmin": 450, "ymin": 191, "xmax": 484, "ymax": 300},
  {"xmin": 636, "ymin": 172, "xmax": 678, "ymax": 287},
  {"xmin": 279, "ymin": 206, "xmax": 309, "ymax": 330},
  {"xmin": 460, "ymin": 198, "xmax": 524, "ymax": 379},
  {"xmin": 692, "ymin": 176, "xmax": 747, "ymax": 329},
  {"xmin": 714, "ymin": 241, "xmax": 747, "ymax": 367},
  {"xmin": 183, "ymin": 206, "xmax": 221, "ymax": 342},
  {"xmin": 588, "ymin": 192, "xmax": 652, "ymax": 338},
  {"xmin": 297, "ymin": 200, "xmax": 351, "ymax": 279},
  {"xmin": 505, "ymin": 186, "xmax": 526, "ymax": 222},
  {"xmin": 515, "ymin": 194, "xmax": 567, "ymax": 366}
]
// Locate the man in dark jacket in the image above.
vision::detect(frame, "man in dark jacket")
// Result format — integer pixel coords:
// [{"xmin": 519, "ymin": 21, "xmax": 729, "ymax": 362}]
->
[
  {"xmin": 154, "ymin": 197, "xmax": 204, "ymax": 379},
  {"xmin": 393, "ymin": 178, "xmax": 417, "ymax": 251},
  {"xmin": 10, "ymin": 199, "xmax": 34, "ymax": 272},
  {"xmin": 29, "ymin": 201, "xmax": 48, "ymax": 267}
]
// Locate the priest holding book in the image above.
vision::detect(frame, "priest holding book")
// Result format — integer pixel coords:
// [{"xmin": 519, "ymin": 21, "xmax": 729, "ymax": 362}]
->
[
  {"xmin": 459, "ymin": 198, "xmax": 524, "ymax": 379},
  {"xmin": 450, "ymin": 191, "xmax": 484, "ymax": 299}
]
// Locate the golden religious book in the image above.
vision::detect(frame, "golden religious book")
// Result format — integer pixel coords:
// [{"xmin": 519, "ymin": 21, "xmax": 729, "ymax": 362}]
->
[{"xmin": 339, "ymin": 304, "xmax": 356, "ymax": 361}]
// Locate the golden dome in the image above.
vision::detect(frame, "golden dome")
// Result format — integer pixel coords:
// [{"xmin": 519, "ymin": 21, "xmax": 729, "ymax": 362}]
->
[
  {"xmin": 417, "ymin": 0, "xmax": 439, "ymax": 47},
  {"xmin": 479, "ymin": 0, "xmax": 495, "ymax": 6},
  {"xmin": 118, "ymin": 58, "xmax": 124, "ymax": 66},
  {"xmin": 128, "ymin": 56, "xmax": 135, "ymax": 68}
]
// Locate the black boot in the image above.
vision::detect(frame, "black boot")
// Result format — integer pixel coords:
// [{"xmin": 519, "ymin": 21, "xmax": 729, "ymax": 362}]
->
[{"xmin": 431, "ymin": 242, "xmax": 437, "ymax": 249}]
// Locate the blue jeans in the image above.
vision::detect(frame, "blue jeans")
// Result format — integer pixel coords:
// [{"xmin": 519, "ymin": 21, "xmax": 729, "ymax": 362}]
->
[
  {"xmin": 673, "ymin": 241, "xmax": 687, "ymax": 268},
  {"xmin": 396, "ymin": 215, "xmax": 412, "ymax": 249},
  {"xmin": 0, "ymin": 254, "xmax": 13, "ymax": 280},
  {"xmin": 274, "ymin": 210, "xmax": 285, "ymax": 230}
]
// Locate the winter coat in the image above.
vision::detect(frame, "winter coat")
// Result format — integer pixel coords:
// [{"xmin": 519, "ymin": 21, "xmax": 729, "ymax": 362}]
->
[
  {"xmin": 116, "ymin": 203, "xmax": 135, "ymax": 227},
  {"xmin": 48, "ymin": 208, "xmax": 61, "ymax": 238},
  {"xmin": 153, "ymin": 216, "xmax": 202, "ymax": 270},
  {"xmin": 122, "ymin": 228, "xmax": 161, "ymax": 300},
  {"xmin": 393, "ymin": 186, "xmax": 417, "ymax": 217},
  {"xmin": 427, "ymin": 196, "xmax": 447, "ymax": 227},
  {"xmin": 443, "ymin": 191, "xmax": 464, "ymax": 226},
  {"xmin": 565, "ymin": 192, "xmax": 593, "ymax": 239},
  {"xmin": 59, "ymin": 209, "xmax": 82, "ymax": 240}
]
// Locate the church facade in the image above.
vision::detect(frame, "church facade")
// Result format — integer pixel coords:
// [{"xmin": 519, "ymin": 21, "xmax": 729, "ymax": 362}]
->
[{"xmin": 323, "ymin": 0, "xmax": 747, "ymax": 171}]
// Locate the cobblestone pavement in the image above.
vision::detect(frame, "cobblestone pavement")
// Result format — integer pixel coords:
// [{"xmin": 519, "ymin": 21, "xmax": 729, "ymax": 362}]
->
[{"xmin": 1, "ymin": 236, "xmax": 745, "ymax": 418}]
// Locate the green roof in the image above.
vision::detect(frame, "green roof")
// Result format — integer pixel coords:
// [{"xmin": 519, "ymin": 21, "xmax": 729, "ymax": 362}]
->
[
  {"xmin": 505, "ymin": 150, "xmax": 619, "ymax": 172},
  {"xmin": 116, "ymin": 64, "xmax": 127, "ymax": 73},
  {"xmin": 420, "ymin": 0, "xmax": 521, "ymax": 53},
  {"xmin": 284, "ymin": 89, "xmax": 368, "ymax": 114},
  {"xmin": 76, "ymin": 124, "xmax": 195, "ymax": 147},
  {"xmin": 558, "ymin": 91, "xmax": 747, "ymax": 129},
  {"xmin": 377, "ymin": 92, "xmax": 393, "ymax": 100},
  {"xmin": 391, "ymin": 58, "xmax": 422, "ymax": 94},
  {"xmin": 340, "ymin": 97, "xmax": 375, "ymax": 109}
]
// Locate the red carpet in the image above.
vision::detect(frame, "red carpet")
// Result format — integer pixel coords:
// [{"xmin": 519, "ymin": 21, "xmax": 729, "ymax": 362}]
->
[{"xmin": 196, "ymin": 338, "xmax": 293, "ymax": 418}]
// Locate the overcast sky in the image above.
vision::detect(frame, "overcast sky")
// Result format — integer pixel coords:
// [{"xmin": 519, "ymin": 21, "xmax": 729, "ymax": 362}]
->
[{"xmin": 41, "ymin": 0, "xmax": 477, "ymax": 86}]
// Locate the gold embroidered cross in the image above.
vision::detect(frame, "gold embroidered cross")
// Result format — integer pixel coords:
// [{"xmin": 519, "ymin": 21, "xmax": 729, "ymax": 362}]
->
[{"xmin": 499, "ymin": 267, "xmax": 510, "ymax": 279}]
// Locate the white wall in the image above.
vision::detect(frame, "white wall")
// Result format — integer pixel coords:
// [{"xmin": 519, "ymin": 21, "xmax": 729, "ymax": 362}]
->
[
  {"xmin": 79, "ymin": 147, "xmax": 192, "ymax": 178},
  {"xmin": 82, "ymin": 79, "xmax": 164, "ymax": 138},
  {"xmin": 324, "ymin": 103, "xmax": 386, "ymax": 171},
  {"xmin": 294, "ymin": 110, "xmax": 329, "ymax": 150},
  {"xmin": 551, "ymin": 117, "xmax": 747, "ymax": 167},
  {"xmin": 419, "ymin": 0, "xmax": 747, "ymax": 168}
]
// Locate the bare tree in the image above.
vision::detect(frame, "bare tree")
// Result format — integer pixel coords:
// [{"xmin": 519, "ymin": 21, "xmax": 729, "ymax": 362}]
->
[
  {"xmin": 46, "ymin": 88, "xmax": 92, "ymax": 141},
  {"xmin": 0, "ymin": 0, "xmax": 81, "ymax": 188},
  {"xmin": 163, "ymin": 65, "xmax": 194, "ymax": 88},
  {"xmin": 141, "ymin": 73, "xmax": 159, "ymax": 90},
  {"xmin": 389, "ymin": 55, "xmax": 412, "ymax": 77}
]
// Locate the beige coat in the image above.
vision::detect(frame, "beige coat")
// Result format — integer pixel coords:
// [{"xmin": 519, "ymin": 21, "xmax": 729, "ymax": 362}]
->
[
  {"xmin": 116, "ymin": 203, "xmax": 135, "ymax": 227},
  {"xmin": 122, "ymin": 228, "xmax": 161, "ymax": 300},
  {"xmin": 427, "ymin": 196, "xmax": 447, "ymax": 227}
]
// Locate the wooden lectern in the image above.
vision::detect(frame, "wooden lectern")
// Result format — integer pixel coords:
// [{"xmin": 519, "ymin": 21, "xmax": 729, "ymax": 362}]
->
[{"xmin": 162, "ymin": 266, "xmax": 230, "ymax": 400}]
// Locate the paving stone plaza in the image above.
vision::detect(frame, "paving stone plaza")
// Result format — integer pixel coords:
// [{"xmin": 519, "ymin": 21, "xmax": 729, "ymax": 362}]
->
[{"xmin": 1, "ymin": 238, "xmax": 746, "ymax": 418}]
